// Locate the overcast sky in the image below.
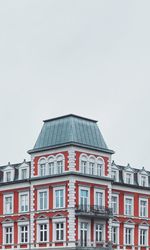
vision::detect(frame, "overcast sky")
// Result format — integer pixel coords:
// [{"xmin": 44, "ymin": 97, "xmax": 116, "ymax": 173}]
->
[{"xmin": 0, "ymin": 0, "xmax": 150, "ymax": 170}]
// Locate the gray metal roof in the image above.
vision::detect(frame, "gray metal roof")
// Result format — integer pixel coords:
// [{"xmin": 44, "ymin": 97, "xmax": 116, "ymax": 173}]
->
[{"xmin": 29, "ymin": 114, "xmax": 114, "ymax": 154}]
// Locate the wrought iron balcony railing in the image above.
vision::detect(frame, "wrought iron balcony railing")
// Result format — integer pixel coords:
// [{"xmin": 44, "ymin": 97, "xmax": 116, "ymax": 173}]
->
[
  {"xmin": 75, "ymin": 205, "xmax": 113, "ymax": 218},
  {"xmin": 76, "ymin": 240, "xmax": 112, "ymax": 249}
]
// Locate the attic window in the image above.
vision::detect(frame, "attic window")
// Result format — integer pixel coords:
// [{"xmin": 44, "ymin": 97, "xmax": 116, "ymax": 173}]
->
[
  {"xmin": 6, "ymin": 171, "xmax": 11, "ymax": 182},
  {"xmin": 111, "ymin": 170, "xmax": 117, "ymax": 181},
  {"xmin": 125, "ymin": 172, "xmax": 133, "ymax": 184},
  {"xmin": 141, "ymin": 175, "xmax": 147, "ymax": 187},
  {"xmin": 21, "ymin": 169, "xmax": 27, "ymax": 179}
]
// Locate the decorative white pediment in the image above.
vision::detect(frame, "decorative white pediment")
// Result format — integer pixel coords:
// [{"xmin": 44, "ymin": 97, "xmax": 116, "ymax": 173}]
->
[
  {"xmin": 17, "ymin": 160, "xmax": 30, "ymax": 170},
  {"xmin": 37, "ymin": 214, "xmax": 48, "ymax": 221},
  {"xmin": 138, "ymin": 167, "xmax": 148, "ymax": 176},
  {"xmin": 18, "ymin": 216, "xmax": 28, "ymax": 222},
  {"xmin": 2, "ymin": 218, "xmax": 14, "ymax": 224},
  {"xmin": 124, "ymin": 163, "xmax": 134, "ymax": 172},
  {"xmin": 125, "ymin": 219, "xmax": 135, "ymax": 225}
]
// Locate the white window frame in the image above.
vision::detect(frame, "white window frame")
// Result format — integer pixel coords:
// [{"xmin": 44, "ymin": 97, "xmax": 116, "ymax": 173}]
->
[
  {"xmin": 139, "ymin": 225, "xmax": 148, "ymax": 246},
  {"xmin": 124, "ymin": 196, "xmax": 134, "ymax": 216},
  {"xmin": 111, "ymin": 223, "xmax": 119, "ymax": 245},
  {"xmin": 125, "ymin": 172, "xmax": 133, "ymax": 184},
  {"xmin": 111, "ymin": 170, "xmax": 118, "ymax": 182},
  {"xmin": 124, "ymin": 224, "xmax": 134, "ymax": 246},
  {"xmin": 52, "ymin": 218, "xmax": 66, "ymax": 242},
  {"xmin": 19, "ymin": 192, "xmax": 29, "ymax": 213},
  {"xmin": 94, "ymin": 221, "xmax": 105, "ymax": 243},
  {"xmin": 37, "ymin": 189, "xmax": 49, "ymax": 211},
  {"xmin": 140, "ymin": 175, "xmax": 148, "ymax": 187},
  {"xmin": 4, "ymin": 194, "xmax": 14, "ymax": 215},
  {"xmin": 56, "ymin": 154, "xmax": 64, "ymax": 174},
  {"xmin": 111, "ymin": 194, "xmax": 119, "ymax": 215},
  {"xmin": 3, "ymin": 223, "xmax": 14, "ymax": 245},
  {"xmin": 94, "ymin": 188, "xmax": 105, "ymax": 208},
  {"xmin": 78, "ymin": 218, "xmax": 91, "ymax": 246},
  {"xmin": 37, "ymin": 219, "xmax": 49, "ymax": 243},
  {"xmin": 80, "ymin": 154, "xmax": 88, "ymax": 174},
  {"xmin": 97, "ymin": 157, "xmax": 104, "ymax": 177},
  {"xmin": 18, "ymin": 221, "xmax": 29, "ymax": 244},
  {"xmin": 139, "ymin": 198, "xmax": 148, "ymax": 218},
  {"xmin": 53, "ymin": 186, "xmax": 65, "ymax": 209},
  {"xmin": 79, "ymin": 186, "xmax": 90, "ymax": 207},
  {"xmin": 3, "ymin": 168, "xmax": 14, "ymax": 182}
]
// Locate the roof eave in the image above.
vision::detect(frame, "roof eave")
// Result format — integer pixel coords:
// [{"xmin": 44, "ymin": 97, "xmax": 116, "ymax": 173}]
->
[{"xmin": 28, "ymin": 142, "xmax": 114, "ymax": 155}]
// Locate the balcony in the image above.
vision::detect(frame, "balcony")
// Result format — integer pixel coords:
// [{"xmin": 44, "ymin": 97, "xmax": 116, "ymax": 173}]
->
[
  {"xmin": 76, "ymin": 240, "xmax": 112, "ymax": 250},
  {"xmin": 75, "ymin": 205, "xmax": 113, "ymax": 219}
]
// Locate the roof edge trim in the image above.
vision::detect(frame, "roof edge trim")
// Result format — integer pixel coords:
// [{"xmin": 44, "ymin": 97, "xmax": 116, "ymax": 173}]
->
[
  {"xmin": 43, "ymin": 114, "xmax": 98, "ymax": 123},
  {"xmin": 28, "ymin": 142, "xmax": 115, "ymax": 155}
]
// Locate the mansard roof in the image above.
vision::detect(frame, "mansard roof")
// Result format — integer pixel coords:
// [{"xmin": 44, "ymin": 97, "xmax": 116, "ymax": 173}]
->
[
  {"xmin": 29, "ymin": 114, "xmax": 114, "ymax": 154},
  {"xmin": 112, "ymin": 161, "xmax": 150, "ymax": 187}
]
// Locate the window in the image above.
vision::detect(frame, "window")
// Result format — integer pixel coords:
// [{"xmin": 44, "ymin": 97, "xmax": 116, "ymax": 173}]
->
[
  {"xmin": 6, "ymin": 171, "xmax": 11, "ymax": 182},
  {"xmin": 39, "ymin": 158, "xmax": 46, "ymax": 177},
  {"xmin": 21, "ymin": 169, "xmax": 27, "ymax": 179},
  {"xmin": 141, "ymin": 176, "xmax": 147, "ymax": 187},
  {"xmin": 56, "ymin": 155, "xmax": 64, "ymax": 174},
  {"xmin": 125, "ymin": 228, "xmax": 133, "ymax": 245},
  {"xmin": 112, "ymin": 226, "xmax": 118, "ymax": 244},
  {"xmin": 111, "ymin": 195, "xmax": 118, "ymax": 214},
  {"xmin": 125, "ymin": 197, "xmax": 133, "ymax": 216},
  {"xmin": 97, "ymin": 158, "xmax": 104, "ymax": 176},
  {"xmin": 95, "ymin": 224, "xmax": 103, "ymax": 242},
  {"xmin": 80, "ymin": 189, "xmax": 89, "ymax": 210},
  {"xmin": 80, "ymin": 222, "xmax": 88, "ymax": 247},
  {"xmin": 140, "ymin": 229, "xmax": 148, "ymax": 246},
  {"xmin": 125, "ymin": 173, "xmax": 132, "ymax": 184},
  {"xmin": 20, "ymin": 225, "xmax": 28, "ymax": 243},
  {"xmin": 55, "ymin": 189, "xmax": 64, "ymax": 208},
  {"xmin": 39, "ymin": 224, "xmax": 47, "ymax": 242},
  {"xmin": 49, "ymin": 162, "xmax": 54, "ymax": 175},
  {"xmin": 81, "ymin": 160, "xmax": 87, "ymax": 174},
  {"xmin": 56, "ymin": 223, "xmax": 64, "ymax": 241},
  {"xmin": 38, "ymin": 190, "xmax": 48, "ymax": 210},
  {"xmin": 57, "ymin": 161, "xmax": 63, "ymax": 174},
  {"xmin": 111, "ymin": 170, "xmax": 117, "ymax": 181},
  {"xmin": 5, "ymin": 227, "xmax": 13, "ymax": 244},
  {"xmin": 20, "ymin": 193, "xmax": 29, "ymax": 212},
  {"xmin": 89, "ymin": 162, "xmax": 94, "ymax": 175},
  {"xmin": 40, "ymin": 164, "xmax": 46, "ymax": 176},
  {"xmin": 95, "ymin": 191, "xmax": 103, "ymax": 208},
  {"xmin": 4, "ymin": 195, "xmax": 13, "ymax": 214},
  {"xmin": 139, "ymin": 199, "xmax": 148, "ymax": 217}
]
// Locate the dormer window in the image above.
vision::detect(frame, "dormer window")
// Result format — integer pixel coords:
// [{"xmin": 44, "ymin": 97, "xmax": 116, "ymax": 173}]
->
[
  {"xmin": 3, "ymin": 166, "xmax": 14, "ymax": 182},
  {"xmin": 21, "ymin": 168, "xmax": 27, "ymax": 179},
  {"xmin": 111, "ymin": 170, "xmax": 118, "ymax": 182},
  {"xmin": 125, "ymin": 173, "xmax": 132, "ymax": 184},
  {"xmin": 141, "ymin": 175, "xmax": 148, "ymax": 187},
  {"xmin": 6, "ymin": 171, "xmax": 11, "ymax": 182}
]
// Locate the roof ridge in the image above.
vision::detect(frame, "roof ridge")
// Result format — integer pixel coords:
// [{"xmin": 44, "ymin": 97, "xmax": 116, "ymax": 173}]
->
[{"xmin": 43, "ymin": 114, "xmax": 98, "ymax": 123}]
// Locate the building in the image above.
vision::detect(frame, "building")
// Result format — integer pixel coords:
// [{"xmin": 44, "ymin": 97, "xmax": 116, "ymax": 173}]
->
[{"xmin": 0, "ymin": 114, "xmax": 149, "ymax": 250}]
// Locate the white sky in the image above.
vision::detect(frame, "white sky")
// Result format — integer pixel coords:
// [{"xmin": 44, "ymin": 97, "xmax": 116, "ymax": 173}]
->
[{"xmin": 0, "ymin": 0, "xmax": 150, "ymax": 169}]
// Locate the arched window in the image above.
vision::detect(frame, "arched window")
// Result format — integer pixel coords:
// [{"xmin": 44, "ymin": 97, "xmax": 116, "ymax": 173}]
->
[
  {"xmin": 97, "ymin": 158, "xmax": 104, "ymax": 176},
  {"xmin": 48, "ymin": 156, "xmax": 55, "ymax": 175},
  {"xmin": 89, "ymin": 156, "xmax": 96, "ymax": 175},
  {"xmin": 80, "ymin": 154, "xmax": 88, "ymax": 174},
  {"xmin": 56, "ymin": 155, "xmax": 64, "ymax": 174},
  {"xmin": 39, "ymin": 158, "xmax": 46, "ymax": 177}
]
